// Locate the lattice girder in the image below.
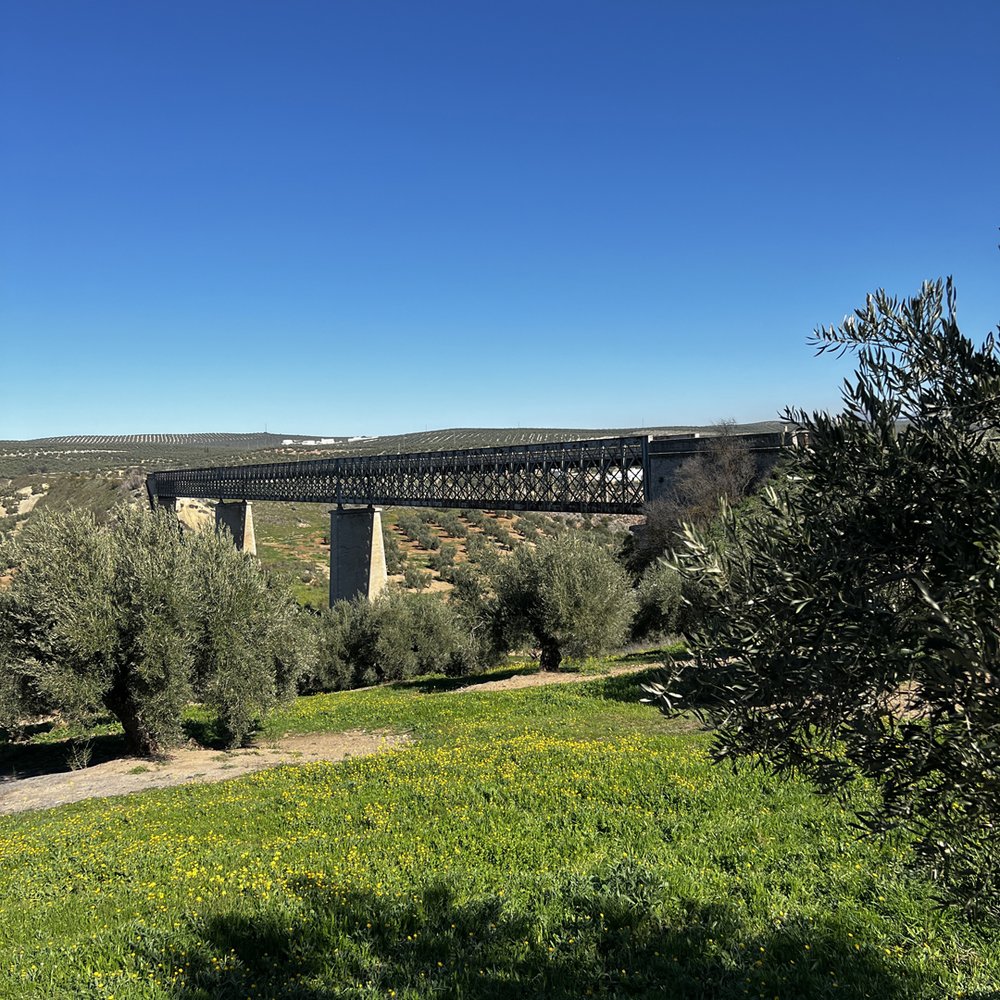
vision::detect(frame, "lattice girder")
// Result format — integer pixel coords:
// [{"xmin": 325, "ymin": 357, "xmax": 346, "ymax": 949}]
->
[{"xmin": 147, "ymin": 436, "xmax": 651, "ymax": 515}]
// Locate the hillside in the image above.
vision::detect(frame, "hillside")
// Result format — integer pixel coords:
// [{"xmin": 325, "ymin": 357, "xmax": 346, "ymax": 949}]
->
[
  {"xmin": 0, "ymin": 422, "xmax": 777, "ymax": 605},
  {"xmin": 0, "ymin": 421, "xmax": 786, "ymax": 475}
]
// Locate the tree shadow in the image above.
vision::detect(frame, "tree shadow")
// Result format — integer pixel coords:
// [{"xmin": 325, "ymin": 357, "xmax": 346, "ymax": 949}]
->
[
  {"xmin": 612, "ymin": 645, "xmax": 688, "ymax": 666},
  {"xmin": 181, "ymin": 716, "xmax": 236, "ymax": 750},
  {"xmin": 158, "ymin": 862, "xmax": 933, "ymax": 1000},
  {"xmin": 0, "ymin": 729, "xmax": 131, "ymax": 780},
  {"xmin": 388, "ymin": 665, "xmax": 536, "ymax": 695},
  {"xmin": 583, "ymin": 666, "xmax": 669, "ymax": 705}
]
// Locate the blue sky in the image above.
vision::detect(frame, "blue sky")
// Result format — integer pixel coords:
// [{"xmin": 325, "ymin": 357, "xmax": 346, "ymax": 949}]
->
[{"xmin": 2, "ymin": 1, "xmax": 997, "ymax": 438}]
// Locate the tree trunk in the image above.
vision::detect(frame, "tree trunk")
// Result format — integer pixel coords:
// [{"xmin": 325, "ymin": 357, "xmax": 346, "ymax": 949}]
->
[
  {"xmin": 539, "ymin": 637, "xmax": 562, "ymax": 671},
  {"xmin": 103, "ymin": 681, "xmax": 162, "ymax": 758}
]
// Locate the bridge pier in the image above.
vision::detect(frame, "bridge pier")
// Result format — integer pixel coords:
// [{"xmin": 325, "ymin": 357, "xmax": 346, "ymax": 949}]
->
[
  {"xmin": 329, "ymin": 506, "xmax": 387, "ymax": 604},
  {"xmin": 215, "ymin": 501, "xmax": 257, "ymax": 555}
]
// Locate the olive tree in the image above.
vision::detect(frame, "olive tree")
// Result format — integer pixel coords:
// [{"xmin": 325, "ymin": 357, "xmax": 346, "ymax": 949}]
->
[
  {"xmin": 0, "ymin": 504, "xmax": 313, "ymax": 755},
  {"xmin": 1, "ymin": 506, "xmax": 196, "ymax": 755},
  {"xmin": 492, "ymin": 533, "xmax": 636, "ymax": 669},
  {"xmin": 646, "ymin": 279, "xmax": 1000, "ymax": 913},
  {"xmin": 186, "ymin": 526, "xmax": 316, "ymax": 746}
]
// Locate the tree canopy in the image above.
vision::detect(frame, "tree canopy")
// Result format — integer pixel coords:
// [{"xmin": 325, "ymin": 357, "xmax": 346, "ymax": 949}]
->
[{"xmin": 492, "ymin": 533, "xmax": 636, "ymax": 670}]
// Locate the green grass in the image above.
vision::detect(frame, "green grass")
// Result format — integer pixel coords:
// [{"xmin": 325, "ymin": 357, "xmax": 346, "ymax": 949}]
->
[
  {"xmin": 250, "ymin": 502, "xmax": 332, "ymax": 607},
  {"xmin": 1, "ymin": 670, "xmax": 999, "ymax": 998}
]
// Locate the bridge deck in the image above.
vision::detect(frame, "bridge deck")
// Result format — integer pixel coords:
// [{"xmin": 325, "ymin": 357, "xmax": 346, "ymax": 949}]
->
[{"xmin": 147, "ymin": 436, "xmax": 651, "ymax": 515}]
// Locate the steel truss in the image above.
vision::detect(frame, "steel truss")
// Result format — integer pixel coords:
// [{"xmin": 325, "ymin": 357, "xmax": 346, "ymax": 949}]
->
[{"xmin": 147, "ymin": 436, "xmax": 651, "ymax": 514}]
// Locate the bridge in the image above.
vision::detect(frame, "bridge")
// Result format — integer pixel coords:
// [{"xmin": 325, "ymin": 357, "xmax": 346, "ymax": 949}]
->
[{"xmin": 147, "ymin": 431, "xmax": 789, "ymax": 603}]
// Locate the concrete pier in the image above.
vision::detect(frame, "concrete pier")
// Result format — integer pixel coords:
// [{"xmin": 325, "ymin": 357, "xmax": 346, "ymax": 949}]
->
[
  {"xmin": 645, "ymin": 431, "xmax": 787, "ymax": 502},
  {"xmin": 329, "ymin": 506, "xmax": 387, "ymax": 604},
  {"xmin": 215, "ymin": 501, "xmax": 257, "ymax": 555}
]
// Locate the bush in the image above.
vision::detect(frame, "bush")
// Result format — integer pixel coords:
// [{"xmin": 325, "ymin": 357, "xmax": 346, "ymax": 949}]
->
[
  {"xmin": 492, "ymin": 534, "xmax": 636, "ymax": 669},
  {"xmin": 0, "ymin": 637, "xmax": 29, "ymax": 738},
  {"xmin": 632, "ymin": 559, "xmax": 684, "ymax": 642},
  {"xmin": 433, "ymin": 511, "xmax": 468, "ymax": 538},
  {"xmin": 482, "ymin": 518, "xmax": 514, "ymax": 548},
  {"xmin": 626, "ymin": 421, "xmax": 755, "ymax": 572},
  {"xmin": 403, "ymin": 564, "xmax": 431, "ymax": 590},
  {"xmin": 301, "ymin": 601, "xmax": 354, "ymax": 693},
  {"xmin": 445, "ymin": 562, "xmax": 501, "ymax": 667},
  {"xmin": 395, "ymin": 510, "xmax": 440, "ymax": 551},
  {"xmin": 312, "ymin": 591, "xmax": 474, "ymax": 689},
  {"xmin": 464, "ymin": 533, "xmax": 499, "ymax": 570},
  {"xmin": 428, "ymin": 542, "xmax": 457, "ymax": 573},
  {"xmin": 186, "ymin": 527, "xmax": 316, "ymax": 746},
  {"xmin": 382, "ymin": 524, "xmax": 405, "ymax": 575}
]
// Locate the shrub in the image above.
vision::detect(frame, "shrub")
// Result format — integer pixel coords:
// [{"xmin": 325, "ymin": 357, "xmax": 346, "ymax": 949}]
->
[
  {"xmin": 462, "ymin": 509, "xmax": 486, "ymax": 527},
  {"xmin": 428, "ymin": 542, "xmax": 457, "ymax": 572},
  {"xmin": 403, "ymin": 564, "xmax": 431, "ymax": 590},
  {"xmin": 626, "ymin": 421, "xmax": 755, "ymax": 572},
  {"xmin": 632, "ymin": 559, "xmax": 683, "ymax": 642},
  {"xmin": 482, "ymin": 518, "xmax": 514, "ymax": 548},
  {"xmin": 187, "ymin": 528, "xmax": 316, "ymax": 746},
  {"xmin": 465, "ymin": 533, "xmax": 499, "ymax": 570},
  {"xmin": 446, "ymin": 562, "xmax": 501, "ymax": 667},
  {"xmin": 382, "ymin": 524, "xmax": 405, "ymax": 575},
  {"xmin": 433, "ymin": 511, "xmax": 468, "ymax": 538},
  {"xmin": 312, "ymin": 591, "xmax": 474, "ymax": 689},
  {"xmin": 301, "ymin": 602, "xmax": 354, "ymax": 693}
]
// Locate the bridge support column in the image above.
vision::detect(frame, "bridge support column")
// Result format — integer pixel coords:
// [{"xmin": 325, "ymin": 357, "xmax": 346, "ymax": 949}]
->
[
  {"xmin": 215, "ymin": 501, "xmax": 257, "ymax": 555},
  {"xmin": 329, "ymin": 506, "xmax": 387, "ymax": 604},
  {"xmin": 154, "ymin": 496, "xmax": 177, "ymax": 514}
]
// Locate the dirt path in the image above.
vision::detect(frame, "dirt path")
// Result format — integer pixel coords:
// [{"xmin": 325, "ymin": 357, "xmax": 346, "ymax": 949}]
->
[
  {"xmin": 0, "ymin": 663, "xmax": 665, "ymax": 816},
  {"xmin": 454, "ymin": 662, "xmax": 653, "ymax": 693},
  {"xmin": 0, "ymin": 731, "xmax": 407, "ymax": 816}
]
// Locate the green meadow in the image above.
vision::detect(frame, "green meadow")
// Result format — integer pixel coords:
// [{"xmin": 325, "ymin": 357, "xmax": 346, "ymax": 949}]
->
[{"xmin": 1, "ymin": 666, "xmax": 998, "ymax": 999}]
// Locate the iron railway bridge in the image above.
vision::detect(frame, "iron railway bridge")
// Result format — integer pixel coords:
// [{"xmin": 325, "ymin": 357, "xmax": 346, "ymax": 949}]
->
[
  {"xmin": 147, "ymin": 435, "xmax": 653, "ymax": 515},
  {"xmin": 147, "ymin": 431, "xmax": 788, "ymax": 601}
]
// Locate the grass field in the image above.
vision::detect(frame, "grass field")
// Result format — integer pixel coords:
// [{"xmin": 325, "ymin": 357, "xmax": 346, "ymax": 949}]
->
[{"xmin": 1, "ymin": 665, "xmax": 998, "ymax": 999}]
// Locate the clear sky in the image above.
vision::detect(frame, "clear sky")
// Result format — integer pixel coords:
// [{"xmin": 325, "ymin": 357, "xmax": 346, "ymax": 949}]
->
[{"xmin": 2, "ymin": 1, "xmax": 997, "ymax": 438}]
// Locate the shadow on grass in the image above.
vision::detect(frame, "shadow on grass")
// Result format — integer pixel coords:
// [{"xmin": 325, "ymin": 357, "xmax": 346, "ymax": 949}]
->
[
  {"xmin": 161, "ymin": 862, "xmax": 932, "ymax": 1000},
  {"xmin": 612, "ymin": 644, "xmax": 689, "ymax": 666},
  {"xmin": 583, "ymin": 666, "xmax": 669, "ymax": 704},
  {"xmin": 387, "ymin": 665, "xmax": 537, "ymax": 696},
  {"xmin": 180, "ymin": 716, "xmax": 236, "ymax": 751},
  {"xmin": 0, "ymin": 729, "xmax": 131, "ymax": 781}
]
